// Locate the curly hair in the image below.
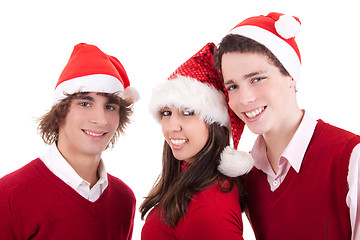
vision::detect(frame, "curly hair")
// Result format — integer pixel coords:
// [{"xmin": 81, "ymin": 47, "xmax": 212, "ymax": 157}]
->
[{"xmin": 37, "ymin": 92, "xmax": 134, "ymax": 148}]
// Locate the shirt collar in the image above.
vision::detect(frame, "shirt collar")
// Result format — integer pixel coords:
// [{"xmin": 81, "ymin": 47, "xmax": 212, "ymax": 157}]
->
[
  {"xmin": 251, "ymin": 111, "xmax": 317, "ymax": 173},
  {"xmin": 41, "ymin": 143, "xmax": 108, "ymax": 191}
]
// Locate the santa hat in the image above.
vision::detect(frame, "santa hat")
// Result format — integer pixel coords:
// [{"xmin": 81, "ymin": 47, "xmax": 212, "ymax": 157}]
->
[
  {"xmin": 229, "ymin": 12, "xmax": 301, "ymax": 83},
  {"xmin": 149, "ymin": 42, "xmax": 229, "ymax": 127},
  {"xmin": 149, "ymin": 42, "xmax": 253, "ymax": 177},
  {"xmin": 53, "ymin": 43, "xmax": 139, "ymax": 105}
]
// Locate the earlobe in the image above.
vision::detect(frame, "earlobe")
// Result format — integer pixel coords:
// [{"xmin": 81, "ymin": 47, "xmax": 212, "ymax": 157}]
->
[{"xmin": 289, "ymin": 77, "xmax": 296, "ymax": 88}]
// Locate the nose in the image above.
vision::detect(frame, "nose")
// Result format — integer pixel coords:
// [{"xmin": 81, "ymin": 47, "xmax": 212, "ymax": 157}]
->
[
  {"xmin": 237, "ymin": 85, "xmax": 256, "ymax": 105},
  {"xmin": 90, "ymin": 106, "xmax": 108, "ymax": 126},
  {"xmin": 162, "ymin": 114, "xmax": 182, "ymax": 132}
]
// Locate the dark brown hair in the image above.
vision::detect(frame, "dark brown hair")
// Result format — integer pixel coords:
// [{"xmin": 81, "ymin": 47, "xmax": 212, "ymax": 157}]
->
[
  {"xmin": 37, "ymin": 92, "xmax": 133, "ymax": 148},
  {"xmin": 139, "ymin": 122, "xmax": 246, "ymax": 226},
  {"xmin": 214, "ymin": 34, "xmax": 290, "ymax": 77}
]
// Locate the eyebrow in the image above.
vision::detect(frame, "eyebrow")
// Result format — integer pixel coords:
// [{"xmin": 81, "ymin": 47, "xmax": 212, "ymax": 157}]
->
[
  {"xmin": 224, "ymin": 70, "xmax": 267, "ymax": 86},
  {"xmin": 73, "ymin": 95, "xmax": 94, "ymax": 101},
  {"xmin": 243, "ymin": 71, "xmax": 266, "ymax": 79}
]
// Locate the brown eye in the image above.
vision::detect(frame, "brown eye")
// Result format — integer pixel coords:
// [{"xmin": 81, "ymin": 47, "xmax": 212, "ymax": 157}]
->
[
  {"xmin": 160, "ymin": 110, "xmax": 171, "ymax": 117},
  {"xmin": 182, "ymin": 110, "xmax": 194, "ymax": 116}
]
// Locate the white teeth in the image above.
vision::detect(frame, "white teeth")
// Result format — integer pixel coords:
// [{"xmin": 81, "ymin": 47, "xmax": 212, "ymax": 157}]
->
[
  {"xmin": 245, "ymin": 107, "xmax": 265, "ymax": 119},
  {"xmin": 85, "ymin": 130, "xmax": 104, "ymax": 137},
  {"xmin": 170, "ymin": 139, "xmax": 187, "ymax": 145}
]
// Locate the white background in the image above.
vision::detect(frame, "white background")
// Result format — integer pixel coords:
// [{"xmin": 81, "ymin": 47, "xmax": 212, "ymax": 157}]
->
[{"xmin": 0, "ymin": 1, "xmax": 359, "ymax": 239}]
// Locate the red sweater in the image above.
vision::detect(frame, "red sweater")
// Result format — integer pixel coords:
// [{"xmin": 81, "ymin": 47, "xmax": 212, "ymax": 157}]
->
[
  {"xmin": 141, "ymin": 182, "xmax": 244, "ymax": 240},
  {"xmin": 0, "ymin": 158, "xmax": 136, "ymax": 240},
  {"xmin": 244, "ymin": 120, "xmax": 360, "ymax": 239}
]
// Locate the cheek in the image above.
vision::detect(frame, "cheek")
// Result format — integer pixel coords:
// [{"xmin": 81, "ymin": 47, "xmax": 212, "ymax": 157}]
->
[
  {"xmin": 109, "ymin": 114, "xmax": 120, "ymax": 131},
  {"xmin": 194, "ymin": 122, "xmax": 209, "ymax": 146},
  {"xmin": 228, "ymin": 94, "xmax": 240, "ymax": 113}
]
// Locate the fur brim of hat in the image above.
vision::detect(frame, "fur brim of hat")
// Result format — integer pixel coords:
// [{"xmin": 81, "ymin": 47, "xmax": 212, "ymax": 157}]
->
[
  {"xmin": 218, "ymin": 146, "xmax": 254, "ymax": 177},
  {"xmin": 53, "ymin": 74, "xmax": 139, "ymax": 105},
  {"xmin": 149, "ymin": 76, "xmax": 230, "ymax": 127},
  {"xmin": 230, "ymin": 25, "xmax": 301, "ymax": 83}
]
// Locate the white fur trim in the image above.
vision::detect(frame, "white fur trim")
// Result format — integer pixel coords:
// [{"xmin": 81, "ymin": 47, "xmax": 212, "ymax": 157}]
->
[
  {"xmin": 53, "ymin": 74, "xmax": 125, "ymax": 105},
  {"xmin": 230, "ymin": 25, "xmax": 301, "ymax": 83},
  {"xmin": 275, "ymin": 15, "xmax": 301, "ymax": 39},
  {"xmin": 218, "ymin": 146, "xmax": 254, "ymax": 177},
  {"xmin": 149, "ymin": 76, "xmax": 230, "ymax": 127},
  {"xmin": 124, "ymin": 86, "xmax": 140, "ymax": 102}
]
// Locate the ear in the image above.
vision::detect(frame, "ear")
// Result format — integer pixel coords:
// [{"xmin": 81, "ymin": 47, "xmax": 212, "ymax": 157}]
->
[{"xmin": 289, "ymin": 77, "xmax": 296, "ymax": 89}]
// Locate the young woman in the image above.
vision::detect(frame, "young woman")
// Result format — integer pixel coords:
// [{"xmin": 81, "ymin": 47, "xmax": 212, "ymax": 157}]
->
[
  {"xmin": 215, "ymin": 12, "xmax": 360, "ymax": 239},
  {"xmin": 140, "ymin": 42, "xmax": 253, "ymax": 240}
]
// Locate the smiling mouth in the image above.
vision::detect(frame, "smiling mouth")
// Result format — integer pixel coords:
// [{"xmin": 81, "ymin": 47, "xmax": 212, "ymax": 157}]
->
[
  {"xmin": 170, "ymin": 139, "xmax": 188, "ymax": 146},
  {"xmin": 244, "ymin": 106, "xmax": 265, "ymax": 119},
  {"xmin": 83, "ymin": 130, "xmax": 106, "ymax": 137}
]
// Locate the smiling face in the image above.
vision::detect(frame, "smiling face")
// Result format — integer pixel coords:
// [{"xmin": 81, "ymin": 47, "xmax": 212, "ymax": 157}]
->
[
  {"xmin": 222, "ymin": 52, "xmax": 298, "ymax": 136},
  {"xmin": 161, "ymin": 107, "xmax": 209, "ymax": 164},
  {"xmin": 57, "ymin": 92, "xmax": 120, "ymax": 160}
]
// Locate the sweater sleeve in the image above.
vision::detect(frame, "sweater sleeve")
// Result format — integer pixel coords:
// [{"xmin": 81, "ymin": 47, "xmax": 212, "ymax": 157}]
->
[
  {"xmin": 0, "ymin": 181, "xmax": 16, "ymax": 239},
  {"xmin": 181, "ymin": 203, "xmax": 244, "ymax": 240},
  {"xmin": 347, "ymin": 143, "xmax": 360, "ymax": 240}
]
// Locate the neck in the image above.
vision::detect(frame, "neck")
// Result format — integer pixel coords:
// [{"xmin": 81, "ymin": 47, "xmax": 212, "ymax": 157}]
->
[
  {"xmin": 57, "ymin": 144, "xmax": 101, "ymax": 188},
  {"xmin": 263, "ymin": 109, "xmax": 304, "ymax": 174}
]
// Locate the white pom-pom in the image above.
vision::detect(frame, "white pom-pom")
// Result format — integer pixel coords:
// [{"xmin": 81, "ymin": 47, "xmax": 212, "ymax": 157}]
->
[
  {"xmin": 124, "ymin": 86, "xmax": 140, "ymax": 102},
  {"xmin": 218, "ymin": 146, "xmax": 254, "ymax": 177},
  {"xmin": 275, "ymin": 15, "xmax": 300, "ymax": 39}
]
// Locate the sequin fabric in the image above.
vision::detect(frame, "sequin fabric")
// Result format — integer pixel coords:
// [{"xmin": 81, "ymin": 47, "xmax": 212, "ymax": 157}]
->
[{"xmin": 168, "ymin": 42, "xmax": 244, "ymax": 149}]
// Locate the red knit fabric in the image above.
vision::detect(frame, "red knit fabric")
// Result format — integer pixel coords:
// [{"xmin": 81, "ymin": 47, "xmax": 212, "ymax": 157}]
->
[
  {"xmin": 0, "ymin": 158, "xmax": 136, "ymax": 240},
  {"xmin": 243, "ymin": 120, "xmax": 360, "ymax": 239},
  {"xmin": 141, "ymin": 182, "xmax": 244, "ymax": 240}
]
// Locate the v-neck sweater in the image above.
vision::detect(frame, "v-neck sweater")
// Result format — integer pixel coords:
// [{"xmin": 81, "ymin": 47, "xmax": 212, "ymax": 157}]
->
[
  {"xmin": 244, "ymin": 120, "xmax": 360, "ymax": 239},
  {"xmin": 0, "ymin": 158, "xmax": 136, "ymax": 240}
]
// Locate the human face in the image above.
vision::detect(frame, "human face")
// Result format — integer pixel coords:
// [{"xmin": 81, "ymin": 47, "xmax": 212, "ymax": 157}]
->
[
  {"xmin": 57, "ymin": 92, "xmax": 120, "ymax": 160},
  {"xmin": 222, "ymin": 52, "xmax": 297, "ymax": 136},
  {"xmin": 161, "ymin": 107, "xmax": 209, "ymax": 164}
]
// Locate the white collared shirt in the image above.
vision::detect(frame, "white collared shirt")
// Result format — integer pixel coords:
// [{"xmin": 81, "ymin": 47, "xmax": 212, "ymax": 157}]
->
[
  {"xmin": 251, "ymin": 111, "xmax": 360, "ymax": 239},
  {"xmin": 41, "ymin": 144, "xmax": 108, "ymax": 202}
]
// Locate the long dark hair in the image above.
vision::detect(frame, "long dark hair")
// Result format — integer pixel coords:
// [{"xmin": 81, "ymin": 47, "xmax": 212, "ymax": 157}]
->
[{"xmin": 140, "ymin": 122, "xmax": 245, "ymax": 226}]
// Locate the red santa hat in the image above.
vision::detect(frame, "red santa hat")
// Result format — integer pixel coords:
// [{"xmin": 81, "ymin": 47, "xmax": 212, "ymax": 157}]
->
[
  {"xmin": 53, "ymin": 43, "xmax": 139, "ymax": 105},
  {"xmin": 229, "ymin": 12, "xmax": 301, "ymax": 83},
  {"xmin": 149, "ymin": 43, "xmax": 230, "ymax": 127},
  {"xmin": 149, "ymin": 42, "xmax": 254, "ymax": 177}
]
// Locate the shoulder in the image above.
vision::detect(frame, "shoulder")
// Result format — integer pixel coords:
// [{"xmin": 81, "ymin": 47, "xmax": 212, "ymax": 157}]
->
[
  {"xmin": 0, "ymin": 159, "xmax": 45, "ymax": 201},
  {"xmin": 107, "ymin": 173, "xmax": 136, "ymax": 202},
  {"xmin": 188, "ymin": 181, "xmax": 241, "ymax": 215},
  {"xmin": 318, "ymin": 120, "xmax": 359, "ymax": 139},
  {"xmin": 315, "ymin": 120, "xmax": 360, "ymax": 150},
  {"xmin": 0, "ymin": 159, "xmax": 44, "ymax": 193}
]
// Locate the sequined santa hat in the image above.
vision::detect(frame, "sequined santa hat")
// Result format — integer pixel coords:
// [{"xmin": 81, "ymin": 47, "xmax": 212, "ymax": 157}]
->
[
  {"xmin": 53, "ymin": 43, "xmax": 139, "ymax": 105},
  {"xmin": 149, "ymin": 42, "xmax": 254, "ymax": 177}
]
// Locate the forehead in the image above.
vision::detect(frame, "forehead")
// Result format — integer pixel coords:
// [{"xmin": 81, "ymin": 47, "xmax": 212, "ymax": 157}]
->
[
  {"xmin": 160, "ymin": 105, "xmax": 192, "ymax": 111},
  {"xmin": 72, "ymin": 92, "xmax": 120, "ymax": 102},
  {"xmin": 221, "ymin": 52, "xmax": 270, "ymax": 79}
]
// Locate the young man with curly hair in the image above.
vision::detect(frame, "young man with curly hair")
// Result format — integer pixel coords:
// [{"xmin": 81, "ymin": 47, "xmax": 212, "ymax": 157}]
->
[{"xmin": 0, "ymin": 43, "xmax": 139, "ymax": 240}]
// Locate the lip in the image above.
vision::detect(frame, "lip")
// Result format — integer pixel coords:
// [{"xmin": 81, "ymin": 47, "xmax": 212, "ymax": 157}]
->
[
  {"xmin": 82, "ymin": 129, "xmax": 107, "ymax": 138},
  {"xmin": 243, "ymin": 106, "xmax": 266, "ymax": 122},
  {"xmin": 169, "ymin": 137, "xmax": 188, "ymax": 150}
]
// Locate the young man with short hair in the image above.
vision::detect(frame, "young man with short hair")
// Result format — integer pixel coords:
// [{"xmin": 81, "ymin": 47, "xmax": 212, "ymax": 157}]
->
[{"xmin": 216, "ymin": 12, "xmax": 360, "ymax": 239}]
